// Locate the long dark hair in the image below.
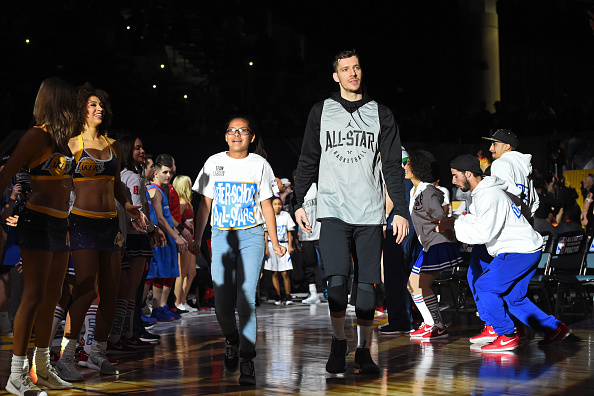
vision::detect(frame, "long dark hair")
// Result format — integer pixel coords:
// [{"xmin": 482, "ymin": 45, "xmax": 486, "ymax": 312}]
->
[
  {"xmin": 77, "ymin": 82, "xmax": 113, "ymax": 134},
  {"xmin": 118, "ymin": 134, "xmax": 143, "ymax": 174},
  {"xmin": 225, "ymin": 116, "xmax": 268, "ymax": 159},
  {"xmin": 33, "ymin": 77, "xmax": 79, "ymax": 154}
]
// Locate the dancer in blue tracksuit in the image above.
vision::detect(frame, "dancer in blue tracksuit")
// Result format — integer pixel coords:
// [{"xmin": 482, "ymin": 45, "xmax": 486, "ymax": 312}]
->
[
  {"xmin": 436, "ymin": 155, "xmax": 570, "ymax": 352},
  {"xmin": 467, "ymin": 129, "xmax": 541, "ymax": 344}
]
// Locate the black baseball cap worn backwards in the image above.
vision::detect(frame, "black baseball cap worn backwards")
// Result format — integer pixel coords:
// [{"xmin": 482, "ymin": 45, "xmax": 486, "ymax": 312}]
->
[
  {"xmin": 482, "ymin": 129, "xmax": 519, "ymax": 149},
  {"xmin": 450, "ymin": 154, "xmax": 483, "ymax": 175}
]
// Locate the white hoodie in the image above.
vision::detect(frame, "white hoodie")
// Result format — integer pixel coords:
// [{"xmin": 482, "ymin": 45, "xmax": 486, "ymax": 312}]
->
[
  {"xmin": 490, "ymin": 151, "xmax": 539, "ymax": 219},
  {"xmin": 454, "ymin": 176, "xmax": 542, "ymax": 257}
]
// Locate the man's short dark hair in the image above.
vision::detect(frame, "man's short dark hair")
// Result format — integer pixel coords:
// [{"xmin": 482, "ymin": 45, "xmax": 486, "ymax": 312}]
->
[
  {"xmin": 155, "ymin": 153, "xmax": 173, "ymax": 170},
  {"xmin": 332, "ymin": 49, "xmax": 359, "ymax": 72}
]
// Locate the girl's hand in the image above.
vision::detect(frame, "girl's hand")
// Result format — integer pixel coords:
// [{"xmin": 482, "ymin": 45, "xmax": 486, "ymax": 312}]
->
[
  {"xmin": 126, "ymin": 203, "xmax": 146, "ymax": 231},
  {"xmin": 181, "ymin": 227, "xmax": 193, "ymax": 243},
  {"xmin": 272, "ymin": 244, "xmax": 287, "ymax": 258},
  {"xmin": 288, "ymin": 246, "xmax": 294, "ymax": 255},
  {"xmin": 265, "ymin": 248, "xmax": 270, "ymax": 258}
]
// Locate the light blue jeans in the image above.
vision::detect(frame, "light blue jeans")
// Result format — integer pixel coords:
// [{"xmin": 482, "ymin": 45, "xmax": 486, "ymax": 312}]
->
[{"xmin": 210, "ymin": 225, "xmax": 265, "ymax": 359}]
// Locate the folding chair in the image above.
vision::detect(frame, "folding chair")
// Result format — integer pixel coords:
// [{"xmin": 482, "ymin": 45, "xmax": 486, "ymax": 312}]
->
[
  {"xmin": 528, "ymin": 231, "xmax": 556, "ymax": 313},
  {"xmin": 543, "ymin": 230, "xmax": 590, "ymax": 318}
]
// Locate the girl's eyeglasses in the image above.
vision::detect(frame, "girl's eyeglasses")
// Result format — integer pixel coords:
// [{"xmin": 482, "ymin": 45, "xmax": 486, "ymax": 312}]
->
[{"xmin": 226, "ymin": 127, "xmax": 251, "ymax": 136}]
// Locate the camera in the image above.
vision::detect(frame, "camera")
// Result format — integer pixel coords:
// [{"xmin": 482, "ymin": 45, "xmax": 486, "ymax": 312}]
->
[{"xmin": 12, "ymin": 167, "xmax": 32, "ymax": 195}]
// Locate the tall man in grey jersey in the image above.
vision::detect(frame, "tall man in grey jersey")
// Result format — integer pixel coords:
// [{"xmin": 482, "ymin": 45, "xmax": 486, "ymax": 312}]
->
[{"xmin": 294, "ymin": 50, "xmax": 408, "ymax": 375}]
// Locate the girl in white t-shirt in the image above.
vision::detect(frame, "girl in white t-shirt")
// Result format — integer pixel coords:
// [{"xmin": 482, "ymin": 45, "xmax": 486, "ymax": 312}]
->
[
  {"xmin": 190, "ymin": 117, "xmax": 286, "ymax": 386},
  {"xmin": 264, "ymin": 196, "xmax": 296, "ymax": 305}
]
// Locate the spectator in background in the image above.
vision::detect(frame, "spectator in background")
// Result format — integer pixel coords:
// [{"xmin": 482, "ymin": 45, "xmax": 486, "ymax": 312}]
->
[
  {"xmin": 477, "ymin": 149, "xmax": 492, "ymax": 174},
  {"xmin": 556, "ymin": 205, "xmax": 584, "ymax": 235},
  {"xmin": 172, "ymin": 175, "xmax": 197, "ymax": 313},
  {"xmin": 533, "ymin": 175, "xmax": 561, "ymax": 237},
  {"xmin": 580, "ymin": 174, "xmax": 594, "ymax": 233}
]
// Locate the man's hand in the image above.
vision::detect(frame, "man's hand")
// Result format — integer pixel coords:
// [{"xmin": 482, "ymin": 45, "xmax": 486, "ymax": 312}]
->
[
  {"xmin": 188, "ymin": 240, "xmax": 201, "ymax": 256},
  {"xmin": 392, "ymin": 215, "xmax": 409, "ymax": 244},
  {"xmin": 433, "ymin": 216, "xmax": 455, "ymax": 233},
  {"xmin": 295, "ymin": 207, "xmax": 312, "ymax": 233}
]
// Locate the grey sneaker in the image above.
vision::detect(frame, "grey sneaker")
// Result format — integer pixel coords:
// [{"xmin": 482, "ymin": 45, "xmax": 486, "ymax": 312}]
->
[
  {"xmin": 55, "ymin": 358, "xmax": 84, "ymax": 382},
  {"xmin": 6, "ymin": 372, "xmax": 48, "ymax": 396},
  {"xmin": 87, "ymin": 349, "xmax": 119, "ymax": 375},
  {"xmin": 34, "ymin": 365, "xmax": 73, "ymax": 389}
]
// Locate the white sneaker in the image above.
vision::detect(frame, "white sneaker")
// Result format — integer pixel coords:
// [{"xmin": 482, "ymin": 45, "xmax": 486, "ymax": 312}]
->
[
  {"xmin": 6, "ymin": 373, "xmax": 47, "ymax": 396},
  {"xmin": 87, "ymin": 349, "xmax": 119, "ymax": 375},
  {"xmin": 55, "ymin": 358, "xmax": 84, "ymax": 382},
  {"xmin": 179, "ymin": 303, "xmax": 197, "ymax": 313},
  {"xmin": 34, "ymin": 365, "xmax": 73, "ymax": 389},
  {"xmin": 302, "ymin": 293, "xmax": 321, "ymax": 304}
]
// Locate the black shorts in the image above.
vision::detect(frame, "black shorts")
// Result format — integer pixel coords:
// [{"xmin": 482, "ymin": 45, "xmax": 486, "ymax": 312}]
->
[
  {"xmin": 69, "ymin": 213, "xmax": 123, "ymax": 251},
  {"xmin": 16, "ymin": 207, "xmax": 70, "ymax": 252},
  {"xmin": 319, "ymin": 218, "xmax": 382, "ymax": 284}
]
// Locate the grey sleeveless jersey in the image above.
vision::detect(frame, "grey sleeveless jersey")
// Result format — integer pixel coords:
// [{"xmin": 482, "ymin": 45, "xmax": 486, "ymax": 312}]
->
[{"xmin": 317, "ymin": 98, "xmax": 385, "ymax": 225}]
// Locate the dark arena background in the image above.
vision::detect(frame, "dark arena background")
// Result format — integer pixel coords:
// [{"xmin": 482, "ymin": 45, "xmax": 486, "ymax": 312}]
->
[
  {"xmin": 1, "ymin": 0, "xmax": 594, "ymax": 182},
  {"xmin": 2, "ymin": 1, "xmax": 594, "ymax": 395}
]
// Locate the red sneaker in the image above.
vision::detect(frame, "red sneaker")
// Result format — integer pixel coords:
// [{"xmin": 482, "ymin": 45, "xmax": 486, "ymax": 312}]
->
[
  {"xmin": 481, "ymin": 334, "xmax": 520, "ymax": 352},
  {"xmin": 538, "ymin": 323, "xmax": 571, "ymax": 346},
  {"xmin": 78, "ymin": 350, "xmax": 118, "ymax": 367},
  {"xmin": 469, "ymin": 326, "xmax": 498, "ymax": 344},
  {"xmin": 410, "ymin": 323, "xmax": 432, "ymax": 339},
  {"xmin": 421, "ymin": 325, "xmax": 449, "ymax": 340}
]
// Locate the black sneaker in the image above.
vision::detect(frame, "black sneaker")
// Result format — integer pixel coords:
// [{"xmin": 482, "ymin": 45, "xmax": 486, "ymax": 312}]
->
[
  {"xmin": 378, "ymin": 323, "xmax": 412, "ymax": 335},
  {"xmin": 224, "ymin": 334, "xmax": 240, "ymax": 372},
  {"xmin": 138, "ymin": 330, "xmax": 161, "ymax": 344},
  {"xmin": 354, "ymin": 347, "xmax": 380, "ymax": 374},
  {"xmin": 326, "ymin": 337, "xmax": 349, "ymax": 373},
  {"xmin": 238, "ymin": 360, "xmax": 256, "ymax": 385}
]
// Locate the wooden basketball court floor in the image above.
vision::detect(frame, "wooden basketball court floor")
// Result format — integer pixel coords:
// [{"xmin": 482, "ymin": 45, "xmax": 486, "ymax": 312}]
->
[{"xmin": 0, "ymin": 299, "xmax": 593, "ymax": 395}]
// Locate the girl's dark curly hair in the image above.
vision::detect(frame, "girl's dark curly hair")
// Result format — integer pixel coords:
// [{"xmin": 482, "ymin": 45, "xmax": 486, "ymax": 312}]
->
[
  {"xmin": 408, "ymin": 149, "xmax": 438, "ymax": 183},
  {"xmin": 77, "ymin": 82, "xmax": 112, "ymax": 134}
]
